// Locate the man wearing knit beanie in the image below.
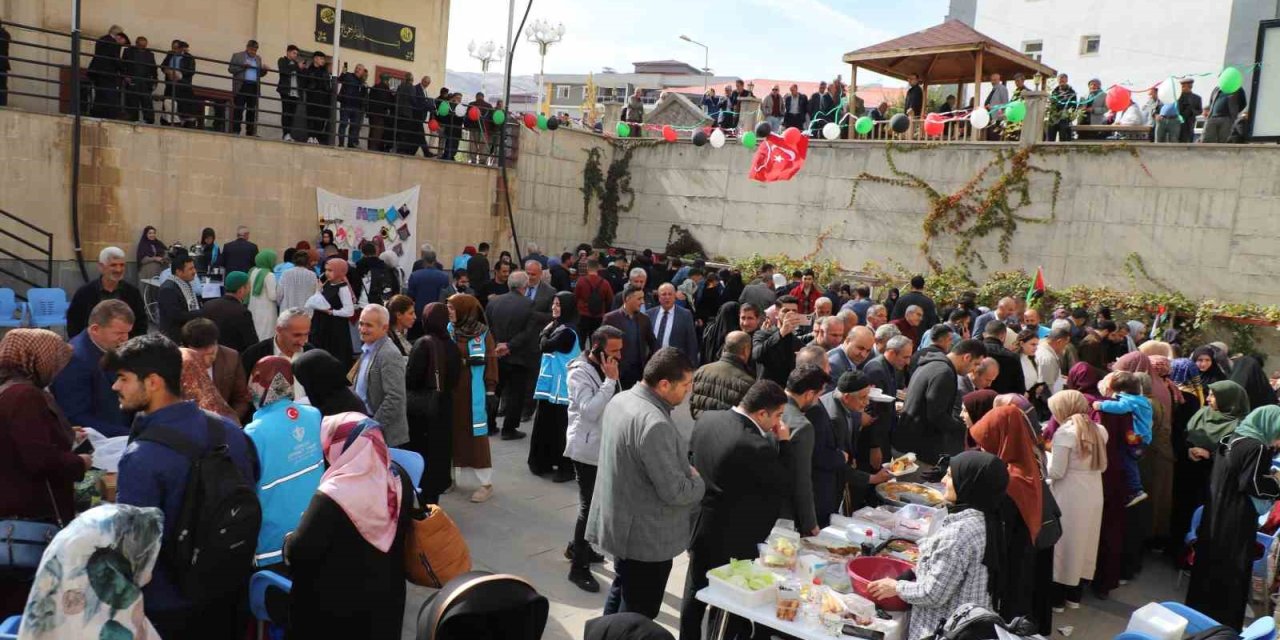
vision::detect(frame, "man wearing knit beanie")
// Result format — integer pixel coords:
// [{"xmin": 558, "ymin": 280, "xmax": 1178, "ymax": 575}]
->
[
  {"xmin": 200, "ymin": 270, "xmax": 258, "ymax": 353},
  {"xmin": 820, "ymin": 370, "xmax": 888, "ymax": 513}
]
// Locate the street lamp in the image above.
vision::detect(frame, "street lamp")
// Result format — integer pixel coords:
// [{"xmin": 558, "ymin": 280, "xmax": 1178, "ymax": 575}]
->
[
  {"xmin": 679, "ymin": 34, "xmax": 709, "ymax": 94},
  {"xmin": 526, "ymin": 19, "xmax": 565, "ymax": 113},
  {"xmin": 467, "ymin": 40, "xmax": 506, "ymax": 96}
]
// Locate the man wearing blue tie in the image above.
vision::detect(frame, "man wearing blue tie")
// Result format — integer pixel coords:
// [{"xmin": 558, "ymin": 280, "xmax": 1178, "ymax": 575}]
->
[{"xmin": 648, "ymin": 283, "xmax": 701, "ymax": 367}]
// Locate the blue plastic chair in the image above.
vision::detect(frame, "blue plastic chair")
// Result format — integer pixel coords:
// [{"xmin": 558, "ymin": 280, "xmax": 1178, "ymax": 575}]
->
[
  {"xmin": 25, "ymin": 288, "xmax": 69, "ymax": 329},
  {"xmin": 1243, "ymin": 615, "xmax": 1278, "ymax": 640},
  {"xmin": 0, "ymin": 615, "xmax": 19, "ymax": 640},
  {"xmin": 0, "ymin": 289, "xmax": 24, "ymax": 328},
  {"xmin": 1186, "ymin": 505, "xmax": 1204, "ymax": 545},
  {"xmin": 1256, "ymin": 530, "xmax": 1276, "ymax": 576},
  {"xmin": 249, "ymin": 569, "xmax": 293, "ymax": 632},
  {"xmin": 390, "ymin": 448, "xmax": 424, "ymax": 487}
]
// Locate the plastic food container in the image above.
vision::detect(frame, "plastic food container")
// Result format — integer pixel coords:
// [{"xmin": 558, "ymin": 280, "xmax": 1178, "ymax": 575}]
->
[
  {"xmin": 1125, "ymin": 603, "xmax": 1188, "ymax": 640},
  {"xmin": 846, "ymin": 556, "xmax": 914, "ymax": 611},
  {"xmin": 892, "ymin": 504, "xmax": 943, "ymax": 541},
  {"xmin": 707, "ymin": 565, "xmax": 779, "ymax": 608},
  {"xmin": 776, "ymin": 580, "xmax": 802, "ymax": 622}
]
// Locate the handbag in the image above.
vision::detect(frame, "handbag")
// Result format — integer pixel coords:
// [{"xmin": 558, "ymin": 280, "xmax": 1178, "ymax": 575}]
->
[
  {"xmin": 397, "ymin": 468, "xmax": 471, "ymax": 588},
  {"xmin": 1034, "ymin": 459, "xmax": 1063, "ymax": 550},
  {"xmin": 1, "ymin": 482, "xmax": 65, "ymax": 571}
]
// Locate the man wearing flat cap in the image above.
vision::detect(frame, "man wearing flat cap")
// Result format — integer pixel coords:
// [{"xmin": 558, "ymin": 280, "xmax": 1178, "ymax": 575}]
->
[
  {"xmin": 821, "ymin": 370, "xmax": 889, "ymax": 513},
  {"xmin": 199, "ymin": 270, "xmax": 258, "ymax": 353},
  {"xmin": 1177, "ymin": 78, "xmax": 1203, "ymax": 143}
]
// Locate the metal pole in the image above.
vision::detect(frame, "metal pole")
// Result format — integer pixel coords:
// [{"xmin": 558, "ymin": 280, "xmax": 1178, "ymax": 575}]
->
[
  {"xmin": 332, "ymin": 0, "xmax": 344, "ymax": 74},
  {"xmin": 330, "ymin": 0, "xmax": 343, "ymax": 146},
  {"xmin": 70, "ymin": 0, "xmax": 89, "ymax": 283},
  {"xmin": 502, "ymin": 0, "xmax": 515, "ymax": 112},
  {"xmin": 702, "ymin": 45, "xmax": 708, "ymax": 95},
  {"xmin": 538, "ymin": 46, "xmax": 546, "ymax": 114}
]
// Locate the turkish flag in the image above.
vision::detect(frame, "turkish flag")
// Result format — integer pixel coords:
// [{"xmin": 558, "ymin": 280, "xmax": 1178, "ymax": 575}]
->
[{"xmin": 748, "ymin": 132, "xmax": 809, "ymax": 182}]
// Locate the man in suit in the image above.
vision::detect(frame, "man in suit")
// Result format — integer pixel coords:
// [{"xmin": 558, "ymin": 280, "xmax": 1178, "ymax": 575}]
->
[
  {"xmin": 51, "ymin": 300, "xmax": 136, "ymax": 437},
  {"xmin": 808, "ymin": 81, "xmax": 834, "ymax": 133},
  {"xmin": 276, "ymin": 45, "xmax": 303, "ymax": 140},
  {"xmin": 979, "ymin": 322, "xmax": 1025, "ymax": 395},
  {"xmin": 228, "ymin": 40, "xmax": 267, "ymax": 136},
  {"xmin": 611, "ymin": 267, "xmax": 654, "ymax": 312},
  {"xmin": 241, "ymin": 307, "xmax": 314, "ymax": 375},
  {"xmin": 780, "ymin": 364, "xmax": 830, "ymax": 537},
  {"xmin": 467, "ymin": 242, "xmax": 492, "ymax": 290},
  {"xmin": 648, "ymin": 283, "xmax": 700, "ymax": 367},
  {"xmin": 221, "ymin": 225, "xmax": 259, "ymax": 274},
  {"xmin": 354, "ymin": 305, "xmax": 409, "ymax": 446},
  {"xmin": 157, "ymin": 254, "xmax": 202, "ymax": 342},
  {"xmin": 181, "ymin": 318, "xmax": 253, "ymax": 420},
  {"xmin": 88, "ymin": 26, "xmax": 125, "ymax": 118},
  {"xmin": 819, "ymin": 370, "xmax": 889, "ymax": 514},
  {"xmin": 604, "ymin": 284, "xmax": 657, "ymax": 390},
  {"xmin": 828, "ymin": 325, "xmax": 874, "ymax": 385},
  {"xmin": 485, "ymin": 270, "xmax": 539, "ymax": 439},
  {"xmin": 199, "ymin": 271, "xmax": 257, "ymax": 353},
  {"xmin": 783, "ymin": 83, "xmax": 808, "ymax": 131},
  {"xmin": 68, "ymin": 246, "xmax": 148, "ymax": 339},
  {"xmin": 680, "ymin": 380, "xmax": 793, "ymax": 640},
  {"xmin": 860, "ymin": 335, "xmax": 912, "ymax": 470},
  {"xmin": 336, "ymin": 63, "xmax": 369, "ymax": 148},
  {"xmin": 161, "ymin": 39, "xmax": 196, "ymax": 127},
  {"xmin": 367, "ymin": 73, "xmax": 394, "ymax": 151},
  {"xmin": 122, "ymin": 36, "xmax": 158, "ymax": 124},
  {"xmin": 523, "ymin": 260, "xmax": 556, "ymax": 317}
]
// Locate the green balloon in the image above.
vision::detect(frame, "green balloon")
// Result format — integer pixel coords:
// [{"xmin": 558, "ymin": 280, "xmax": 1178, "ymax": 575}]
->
[
  {"xmin": 1005, "ymin": 100, "xmax": 1027, "ymax": 123},
  {"xmin": 616, "ymin": 122, "xmax": 631, "ymax": 137},
  {"xmin": 854, "ymin": 116, "xmax": 873, "ymax": 135},
  {"xmin": 1219, "ymin": 66, "xmax": 1243, "ymax": 94},
  {"xmin": 742, "ymin": 131, "xmax": 757, "ymax": 148},
  {"xmin": 492, "ymin": 109, "xmax": 506, "ymax": 125},
  {"xmin": 536, "ymin": 114, "xmax": 549, "ymax": 130},
  {"xmin": 437, "ymin": 101, "xmax": 450, "ymax": 117}
]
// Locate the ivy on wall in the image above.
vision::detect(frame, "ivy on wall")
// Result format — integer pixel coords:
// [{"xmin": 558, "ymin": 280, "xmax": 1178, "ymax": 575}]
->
[
  {"xmin": 581, "ymin": 148, "xmax": 604, "ymax": 224},
  {"xmin": 592, "ymin": 147, "xmax": 635, "ymax": 247}
]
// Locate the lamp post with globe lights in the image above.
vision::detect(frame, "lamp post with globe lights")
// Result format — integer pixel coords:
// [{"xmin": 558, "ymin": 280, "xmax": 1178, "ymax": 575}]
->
[
  {"xmin": 467, "ymin": 40, "xmax": 506, "ymax": 96},
  {"xmin": 526, "ymin": 19, "xmax": 565, "ymax": 113}
]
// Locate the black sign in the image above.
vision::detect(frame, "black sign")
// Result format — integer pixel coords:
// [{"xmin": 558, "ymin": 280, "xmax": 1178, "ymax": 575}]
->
[{"xmin": 314, "ymin": 4, "xmax": 416, "ymax": 62}]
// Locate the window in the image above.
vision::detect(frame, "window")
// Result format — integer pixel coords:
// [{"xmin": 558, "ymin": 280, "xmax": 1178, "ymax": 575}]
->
[
  {"xmin": 555, "ymin": 85, "xmax": 571, "ymax": 100},
  {"xmin": 1022, "ymin": 40, "xmax": 1043, "ymax": 62},
  {"xmin": 1080, "ymin": 35, "xmax": 1101, "ymax": 56}
]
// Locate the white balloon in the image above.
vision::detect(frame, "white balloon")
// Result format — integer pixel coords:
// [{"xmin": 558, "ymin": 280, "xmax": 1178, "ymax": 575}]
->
[
  {"xmin": 454, "ymin": 102, "xmax": 467, "ymax": 118},
  {"xmin": 822, "ymin": 122, "xmax": 841, "ymax": 140},
  {"xmin": 969, "ymin": 107, "xmax": 991, "ymax": 129},
  {"xmin": 709, "ymin": 128, "xmax": 726, "ymax": 148},
  {"xmin": 1157, "ymin": 76, "xmax": 1178, "ymax": 105}
]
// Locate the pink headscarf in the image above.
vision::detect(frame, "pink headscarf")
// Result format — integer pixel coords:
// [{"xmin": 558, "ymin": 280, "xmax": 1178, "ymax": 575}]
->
[
  {"xmin": 324, "ymin": 257, "xmax": 350, "ymax": 283},
  {"xmin": 318, "ymin": 412, "xmax": 403, "ymax": 552}
]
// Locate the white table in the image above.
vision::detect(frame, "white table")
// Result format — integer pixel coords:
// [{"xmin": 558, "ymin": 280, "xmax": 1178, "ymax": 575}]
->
[{"xmin": 696, "ymin": 585, "xmax": 906, "ymax": 640}]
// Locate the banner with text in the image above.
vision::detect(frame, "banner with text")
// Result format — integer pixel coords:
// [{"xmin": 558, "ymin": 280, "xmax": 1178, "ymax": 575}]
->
[
  {"xmin": 314, "ymin": 4, "xmax": 416, "ymax": 62},
  {"xmin": 316, "ymin": 185, "xmax": 420, "ymax": 283}
]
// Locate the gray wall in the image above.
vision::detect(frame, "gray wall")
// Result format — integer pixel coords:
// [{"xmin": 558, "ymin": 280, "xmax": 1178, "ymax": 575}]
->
[
  {"xmin": 946, "ymin": 0, "xmax": 978, "ymax": 25},
  {"xmin": 1225, "ymin": 0, "xmax": 1280, "ymax": 91}
]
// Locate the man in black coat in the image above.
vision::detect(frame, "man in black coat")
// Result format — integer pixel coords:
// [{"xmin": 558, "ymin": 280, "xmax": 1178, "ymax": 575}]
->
[
  {"xmin": 67, "ymin": 247, "xmax": 148, "ymax": 339},
  {"xmin": 783, "ymin": 84, "xmax": 808, "ymax": 130},
  {"xmin": 680, "ymin": 380, "xmax": 793, "ymax": 640},
  {"xmin": 156, "ymin": 254, "xmax": 203, "ymax": 342},
  {"xmin": 808, "ymin": 81, "xmax": 835, "ymax": 133},
  {"xmin": 980, "ymin": 321, "xmax": 1024, "ymax": 395},
  {"xmin": 603, "ymin": 285, "xmax": 657, "ymax": 390},
  {"xmin": 161, "ymin": 40, "xmax": 197, "ymax": 127},
  {"xmin": 894, "ymin": 339, "xmax": 986, "ymax": 468},
  {"xmin": 302, "ymin": 51, "xmax": 334, "ymax": 144},
  {"xmin": 276, "ymin": 45, "xmax": 304, "ymax": 140},
  {"xmin": 860, "ymin": 335, "xmax": 912, "ymax": 463},
  {"xmin": 122, "ymin": 36, "xmax": 158, "ymax": 124},
  {"xmin": 467, "ymin": 242, "xmax": 492, "ymax": 290},
  {"xmin": 1177, "ymin": 78, "xmax": 1204, "ymax": 143},
  {"xmin": 752, "ymin": 295, "xmax": 804, "ymax": 386},
  {"xmin": 484, "ymin": 270, "xmax": 539, "ymax": 439},
  {"xmin": 891, "ymin": 274, "xmax": 939, "ymax": 328},
  {"xmin": 199, "ymin": 271, "xmax": 258, "ymax": 353},
  {"xmin": 220, "ymin": 226, "xmax": 259, "ymax": 275},
  {"xmin": 88, "ymin": 27, "xmax": 125, "ymax": 118},
  {"xmin": 241, "ymin": 307, "xmax": 315, "ymax": 376},
  {"xmin": 336, "ymin": 63, "xmax": 369, "ymax": 148},
  {"xmin": 366, "ymin": 73, "xmax": 394, "ymax": 151}
]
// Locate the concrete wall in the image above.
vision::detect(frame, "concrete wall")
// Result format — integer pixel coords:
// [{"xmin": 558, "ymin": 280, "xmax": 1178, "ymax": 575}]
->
[
  {"xmin": 0, "ymin": 108, "xmax": 503, "ymax": 289},
  {"xmin": 515, "ymin": 127, "xmax": 1280, "ymax": 306}
]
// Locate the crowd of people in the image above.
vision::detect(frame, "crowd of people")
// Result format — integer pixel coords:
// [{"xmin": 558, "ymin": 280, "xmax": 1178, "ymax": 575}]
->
[{"xmin": 3, "ymin": 225, "xmax": 1280, "ymax": 640}]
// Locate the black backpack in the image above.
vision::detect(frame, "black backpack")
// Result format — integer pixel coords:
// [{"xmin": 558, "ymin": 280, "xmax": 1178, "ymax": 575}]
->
[
  {"xmin": 136, "ymin": 415, "xmax": 261, "ymax": 602},
  {"xmin": 364, "ymin": 267, "xmax": 396, "ymax": 306},
  {"xmin": 585, "ymin": 278, "xmax": 609, "ymax": 316}
]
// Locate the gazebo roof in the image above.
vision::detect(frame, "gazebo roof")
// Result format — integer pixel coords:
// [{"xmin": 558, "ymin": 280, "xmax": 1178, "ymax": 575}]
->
[{"xmin": 843, "ymin": 20, "xmax": 1056, "ymax": 84}]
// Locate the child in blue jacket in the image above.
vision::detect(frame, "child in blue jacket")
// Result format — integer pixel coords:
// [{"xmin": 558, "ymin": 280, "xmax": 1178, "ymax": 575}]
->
[{"xmin": 1094, "ymin": 371, "xmax": 1152, "ymax": 507}]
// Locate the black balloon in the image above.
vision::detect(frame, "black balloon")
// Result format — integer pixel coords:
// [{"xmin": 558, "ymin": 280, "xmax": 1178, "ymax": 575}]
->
[
  {"xmin": 546, "ymin": 117, "xmax": 560, "ymax": 130},
  {"xmin": 692, "ymin": 130, "xmax": 709, "ymax": 146},
  {"xmin": 755, "ymin": 121, "xmax": 772, "ymax": 138},
  {"xmin": 889, "ymin": 113, "xmax": 910, "ymax": 133}
]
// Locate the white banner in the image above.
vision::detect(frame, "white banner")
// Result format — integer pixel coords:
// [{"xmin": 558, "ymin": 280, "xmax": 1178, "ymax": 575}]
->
[{"xmin": 315, "ymin": 185, "xmax": 421, "ymax": 283}]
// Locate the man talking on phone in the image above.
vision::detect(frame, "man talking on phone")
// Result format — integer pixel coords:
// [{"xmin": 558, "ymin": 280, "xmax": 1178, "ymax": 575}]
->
[{"xmin": 753, "ymin": 295, "xmax": 804, "ymax": 386}]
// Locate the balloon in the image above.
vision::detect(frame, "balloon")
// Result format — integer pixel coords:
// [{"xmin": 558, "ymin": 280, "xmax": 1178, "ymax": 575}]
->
[
  {"xmin": 546, "ymin": 116, "xmax": 560, "ymax": 130},
  {"xmin": 522, "ymin": 112, "xmax": 537, "ymax": 129},
  {"xmin": 889, "ymin": 113, "xmax": 910, "ymax": 133},
  {"xmin": 922, "ymin": 113, "xmax": 944, "ymax": 137},
  {"xmin": 692, "ymin": 129, "xmax": 709, "ymax": 146},
  {"xmin": 467, "ymin": 106, "xmax": 481, "ymax": 121},
  {"xmin": 615, "ymin": 121, "xmax": 631, "ymax": 137},
  {"xmin": 437, "ymin": 102, "xmax": 451, "ymax": 117},
  {"xmin": 822, "ymin": 122, "xmax": 840, "ymax": 140},
  {"xmin": 428, "ymin": 119, "xmax": 440, "ymax": 133},
  {"xmin": 1156, "ymin": 77, "xmax": 1178, "ymax": 106},
  {"xmin": 854, "ymin": 116, "xmax": 873, "ymax": 135},
  {"xmin": 783, "ymin": 127, "xmax": 804, "ymax": 146},
  {"xmin": 1005, "ymin": 100, "xmax": 1026, "ymax": 123},
  {"xmin": 1219, "ymin": 66, "xmax": 1243, "ymax": 94},
  {"xmin": 969, "ymin": 107, "xmax": 991, "ymax": 129},
  {"xmin": 742, "ymin": 132, "xmax": 757, "ymax": 148},
  {"xmin": 754, "ymin": 121, "xmax": 772, "ymax": 138},
  {"xmin": 661, "ymin": 125, "xmax": 677, "ymax": 142},
  {"xmin": 493, "ymin": 109, "xmax": 506, "ymax": 125},
  {"xmin": 709, "ymin": 128, "xmax": 726, "ymax": 148},
  {"xmin": 537, "ymin": 114, "xmax": 549, "ymax": 130},
  {"xmin": 454, "ymin": 102, "xmax": 468, "ymax": 118},
  {"xmin": 1105, "ymin": 86, "xmax": 1131, "ymax": 113}
]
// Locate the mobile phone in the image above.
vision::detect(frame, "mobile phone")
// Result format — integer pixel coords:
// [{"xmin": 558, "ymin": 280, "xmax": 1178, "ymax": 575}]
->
[
  {"xmin": 75, "ymin": 438, "xmax": 95, "ymax": 455},
  {"xmin": 796, "ymin": 313, "xmax": 814, "ymax": 326},
  {"xmin": 841, "ymin": 625, "xmax": 884, "ymax": 640}
]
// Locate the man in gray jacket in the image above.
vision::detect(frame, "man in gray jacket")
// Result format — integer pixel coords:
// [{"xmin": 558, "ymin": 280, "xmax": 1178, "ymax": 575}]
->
[
  {"xmin": 228, "ymin": 39, "xmax": 267, "ymax": 136},
  {"xmin": 780, "ymin": 364, "xmax": 830, "ymax": 536},
  {"xmin": 354, "ymin": 305, "xmax": 408, "ymax": 446},
  {"xmin": 486, "ymin": 270, "xmax": 538, "ymax": 439},
  {"xmin": 588, "ymin": 347, "xmax": 703, "ymax": 619}
]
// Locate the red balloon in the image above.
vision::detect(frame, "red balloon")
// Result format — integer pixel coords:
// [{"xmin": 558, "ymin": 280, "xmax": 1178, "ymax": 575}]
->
[
  {"xmin": 468, "ymin": 106, "xmax": 481, "ymax": 121},
  {"xmin": 922, "ymin": 112, "xmax": 945, "ymax": 137},
  {"xmin": 523, "ymin": 113, "xmax": 538, "ymax": 130},
  {"xmin": 661, "ymin": 125, "xmax": 678, "ymax": 142},
  {"xmin": 1105, "ymin": 86, "xmax": 1132, "ymax": 113},
  {"xmin": 782, "ymin": 127, "xmax": 803, "ymax": 145},
  {"xmin": 428, "ymin": 119, "xmax": 440, "ymax": 133}
]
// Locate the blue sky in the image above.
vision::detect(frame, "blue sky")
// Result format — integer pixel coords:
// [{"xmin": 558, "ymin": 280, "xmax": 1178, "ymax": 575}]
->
[{"xmin": 446, "ymin": 0, "xmax": 951, "ymax": 86}]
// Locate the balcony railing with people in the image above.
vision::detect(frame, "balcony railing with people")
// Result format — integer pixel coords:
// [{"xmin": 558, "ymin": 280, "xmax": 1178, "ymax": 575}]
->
[{"xmin": 0, "ymin": 19, "xmax": 521, "ymax": 166}]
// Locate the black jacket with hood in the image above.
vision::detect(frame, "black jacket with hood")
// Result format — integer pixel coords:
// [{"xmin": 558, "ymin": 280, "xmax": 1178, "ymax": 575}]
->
[{"xmin": 893, "ymin": 348, "xmax": 964, "ymax": 465}]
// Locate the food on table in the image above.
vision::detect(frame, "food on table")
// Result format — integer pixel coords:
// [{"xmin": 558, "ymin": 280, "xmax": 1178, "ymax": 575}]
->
[
  {"xmin": 877, "ymin": 482, "xmax": 946, "ymax": 507},
  {"xmin": 887, "ymin": 453, "xmax": 916, "ymax": 474},
  {"xmin": 710, "ymin": 558, "xmax": 777, "ymax": 591},
  {"xmin": 776, "ymin": 598, "xmax": 799, "ymax": 621},
  {"xmin": 875, "ymin": 539, "xmax": 920, "ymax": 564}
]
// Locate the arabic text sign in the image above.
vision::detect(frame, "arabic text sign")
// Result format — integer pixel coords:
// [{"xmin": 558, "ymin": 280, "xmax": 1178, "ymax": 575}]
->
[{"xmin": 314, "ymin": 4, "xmax": 416, "ymax": 62}]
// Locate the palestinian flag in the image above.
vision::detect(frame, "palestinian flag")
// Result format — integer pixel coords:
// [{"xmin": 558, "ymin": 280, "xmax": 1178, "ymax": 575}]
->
[
  {"xmin": 1150, "ymin": 305, "xmax": 1168, "ymax": 339},
  {"xmin": 1026, "ymin": 266, "xmax": 1046, "ymax": 304}
]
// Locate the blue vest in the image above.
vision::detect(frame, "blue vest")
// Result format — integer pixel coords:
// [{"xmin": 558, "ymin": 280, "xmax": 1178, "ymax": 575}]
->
[
  {"xmin": 244, "ymin": 400, "xmax": 323, "ymax": 567},
  {"xmin": 534, "ymin": 329, "xmax": 580, "ymax": 405},
  {"xmin": 450, "ymin": 324, "xmax": 490, "ymax": 436}
]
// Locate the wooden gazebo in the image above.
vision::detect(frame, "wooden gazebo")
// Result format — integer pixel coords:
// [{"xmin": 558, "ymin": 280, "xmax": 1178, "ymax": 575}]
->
[{"xmin": 843, "ymin": 20, "xmax": 1056, "ymax": 139}]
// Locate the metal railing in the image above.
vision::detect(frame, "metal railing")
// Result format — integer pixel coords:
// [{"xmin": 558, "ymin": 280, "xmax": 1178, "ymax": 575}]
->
[
  {"xmin": 0, "ymin": 208, "xmax": 55, "ymax": 300},
  {"xmin": 0, "ymin": 18, "xmax": 520, "ymax": 165}
]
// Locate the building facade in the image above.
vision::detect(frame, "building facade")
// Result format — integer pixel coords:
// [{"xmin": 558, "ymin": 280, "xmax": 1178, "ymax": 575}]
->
[{"xmin": 542, "ymin": 60, "xmax": 737, "ymax": 120}]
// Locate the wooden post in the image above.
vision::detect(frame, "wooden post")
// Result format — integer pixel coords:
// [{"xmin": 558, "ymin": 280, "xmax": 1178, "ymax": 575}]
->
[{"xmin": 971, "ymin": 48, "xmax": 985, "ymax": 141}]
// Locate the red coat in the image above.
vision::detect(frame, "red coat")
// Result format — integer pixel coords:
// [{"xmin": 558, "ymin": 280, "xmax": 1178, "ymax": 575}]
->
[{"xmin": 788, "ymin": 284, "xmax": 822, "ymax": 314}]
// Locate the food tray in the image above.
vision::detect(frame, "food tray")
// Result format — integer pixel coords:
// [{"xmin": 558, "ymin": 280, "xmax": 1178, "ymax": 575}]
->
[
  {"xmin": 706, "ymin": 566, "xmax": 779, "ymax": 607},
  {"xmin": 876, "ymin": 481, "xmax": 947, "ymax": 508}
]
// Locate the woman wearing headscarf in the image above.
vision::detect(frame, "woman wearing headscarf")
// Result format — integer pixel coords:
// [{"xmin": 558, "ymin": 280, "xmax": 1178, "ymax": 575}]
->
[
  {"xmin": 1090, "ymin": 367, "xmax": 1139, "ymax": 599},
  {"xmin": 1045, "ymin": 390, "xmax": 1107, "ymax": 611},
  {"xmin": 882, "ymin": 287, "xmax": 900, "ymax": 312},
  {"xmin": 1192, "ymin": 345, "xmax": 1228, "ymax": 385},
  {"xmin": 1143, "ymin": 355, "xmax": 1181, "ymax": 544},
  {"xmin": 866, "ymin": 451, "xmax": 1009, "ymax": 640},
  {"xmin": 248, "ymin": 249, "xmax": 279, "ymax": 341},
  {"xmin": 1168, "ymin": 357, "xmax": 1208, "ymax": 556},
  {"xmin": 17, "ymin": 504, "xmax": 163, "ymax": 640},
  {"xmin": 1174, "ymin": 380, "xmax": 1252, "ymax": 547},
  {"xmin": 196, "ymin": 227, "xmax": 220, "ymax": 274},
  {"xmin": 286, "ymin": 414, "xmax": 408, "ymax": 640},
  {"xmin": 530, "ymin": 291, "xmax": 581, "ymax": 482},
  {"xmin": 969, "ymin": 405, "xmax": 1053, "ymax": 635},
  {"xmin": 1138, "ymin": 340, "xmax": 1173, "ymax": 359},
  {"xmin": 961, "ymin": 389, "xmax": 998, "ymax": 427},
  {"xmin": 406, "ymin": 302, "xmax": 461, "ymax": 502},
  {"xmin": 0, "ymin": 329, "xmax": 82, "ymax": 618},
  {"xmin": 179, "ymin": 346, "xmax": 240, "ymax": 425},
  {"xmin": 700, "ymin": 301, "xmax": 740, "ymax": 365},
  {"xmin": 448, "ymin": 293, "xmax": 499, "ymax": 503},
  {"xmin": 1229, "ymin": 354, "xmax": 1277, "ymax": 411},
  {"xmin": 308, "ymin": 257, "xmax": 356, "ymax": 366},
  {"xmin": 293, "ymin": 349, "xmax": 368, "ymax": 417},
  {"xmin": 318, "ymin": 230, "xmax": 340, "ymax": 259},
  {"xmin": 1185, "ymin": 405, "xmax": 1280, "ymax": 629},
  {"xmin": 136, "ymin": 225, "xmax": 168, "ymax": 281}
]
